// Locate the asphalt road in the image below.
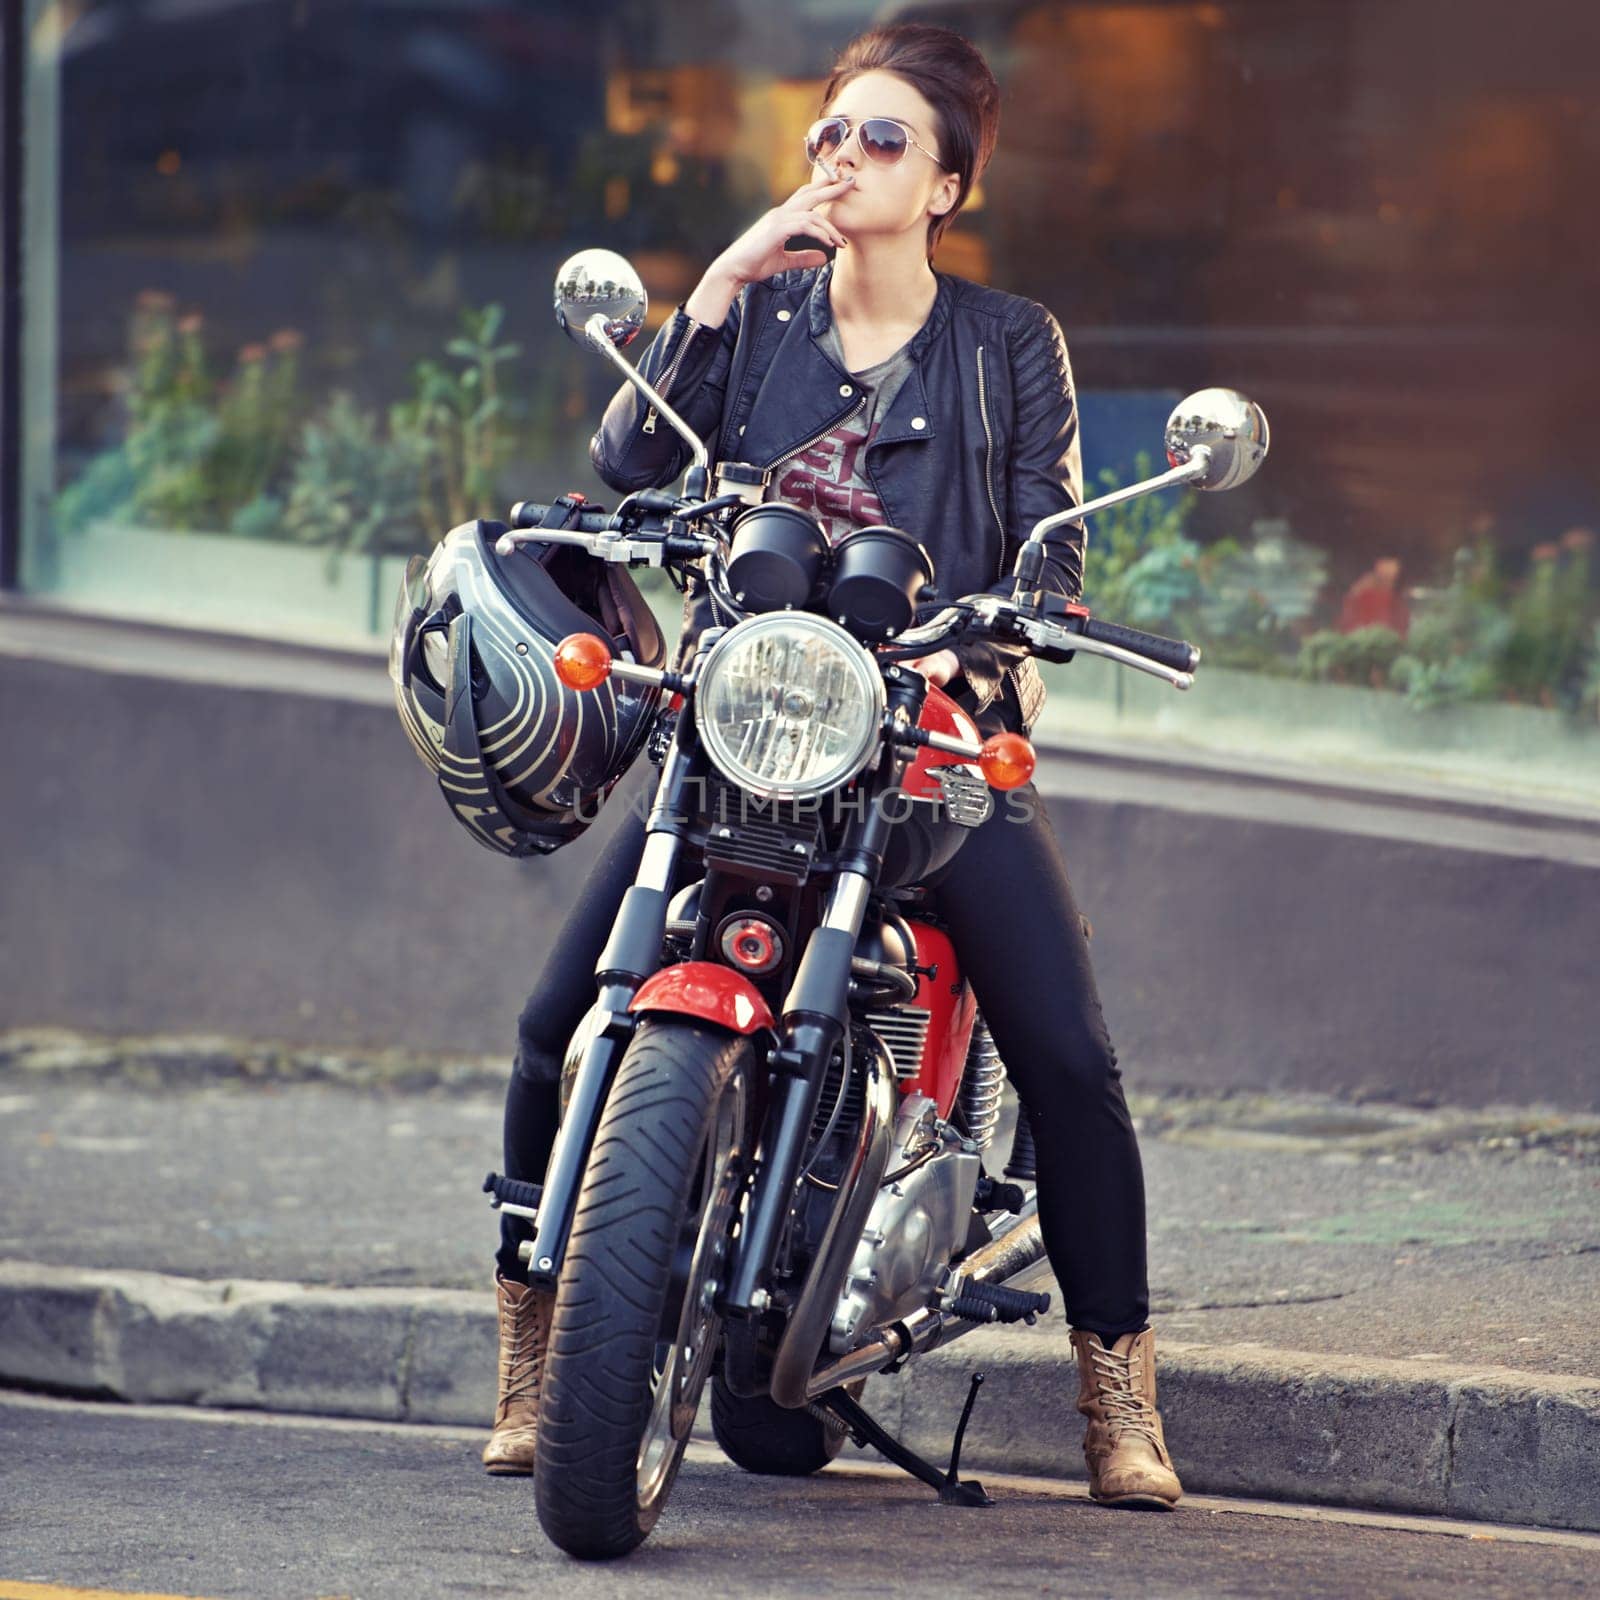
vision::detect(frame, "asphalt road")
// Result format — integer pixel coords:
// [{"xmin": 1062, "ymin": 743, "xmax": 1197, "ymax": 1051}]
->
[
  {"xmin": 2, "ymin": 1394, "xmax": 1596, "ymax": 1600},
  {"xmin": 2, "ymin": 1077, "xmax": 1596, "ymax": 1372}
]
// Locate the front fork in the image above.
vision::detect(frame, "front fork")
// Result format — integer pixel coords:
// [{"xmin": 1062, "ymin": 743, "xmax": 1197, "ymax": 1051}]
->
[
  {"xmin": 523, "ymin": 735, "xmax": 699, "ymax": 1286},
  {"xmin": 722, "ymin": 667, "xmax": 927, "ymax": 1315},
  {"xmin": 525, "ymin": 668, "xmax": 928, "ymax": 1295}
]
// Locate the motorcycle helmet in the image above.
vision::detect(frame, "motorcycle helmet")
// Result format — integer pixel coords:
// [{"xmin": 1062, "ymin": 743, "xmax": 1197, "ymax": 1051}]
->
[{"xmin": 390, "ymin": 502, "xmax": 666, "ymax": 857}]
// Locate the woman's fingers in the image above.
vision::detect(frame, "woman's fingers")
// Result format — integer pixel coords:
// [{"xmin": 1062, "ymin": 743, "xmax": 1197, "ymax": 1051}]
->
[
  {"xmin": 902, "ymin": 650, "xmax": 960, "ymax": 687},
  {"xmin": 716, "ymin": 181, "xmax": 854, "ymax": 283},
  {"xmin": 783, "ymin": 210, "xmax": 847, "ymax": 248},
  {"xmin": 786, "ymin": 173, "xmax": 856, "ymax": 206}
]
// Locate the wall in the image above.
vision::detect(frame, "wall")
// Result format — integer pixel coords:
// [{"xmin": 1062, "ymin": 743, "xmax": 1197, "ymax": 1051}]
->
[{"xmin": 2, "ymin": 610, "xmax": 1595, "ymax": 1111}]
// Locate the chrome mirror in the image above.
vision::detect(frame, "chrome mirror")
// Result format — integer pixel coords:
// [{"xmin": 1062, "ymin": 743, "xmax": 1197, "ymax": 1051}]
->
[
  {"xmin": 1020, "ymin": 385, "xmax": 1270, "ymax": 568},
  {"xmin": 1164, "ymin": 389, "xmax": 1270, "ymax": 491},
  {"xmin": 554, "ymin": 249, "xmax": 646, "ymax": 351},
  {"xmin": 553, "ymin": 246, "xmax": 710, "ymax": 489}
]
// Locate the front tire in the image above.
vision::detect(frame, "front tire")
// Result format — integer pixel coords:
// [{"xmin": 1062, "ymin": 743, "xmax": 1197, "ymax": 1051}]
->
[{"xmin": 534, "ymin": 1018, "xmax": 752, "ymax": 1560}]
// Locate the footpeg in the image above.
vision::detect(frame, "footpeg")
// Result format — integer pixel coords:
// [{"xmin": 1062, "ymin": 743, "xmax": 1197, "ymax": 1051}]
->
[
  {"xmin": 483, "ymin": 1170, "xmax": 541, "ymax": 1220},
  {"xmin": 944, "ymin": 1276, "xmax": 1051, "ymax": 1326},
  {"xmin": 973, "ymin": 1174, "xmax": 1027, "ymax": 1214}
]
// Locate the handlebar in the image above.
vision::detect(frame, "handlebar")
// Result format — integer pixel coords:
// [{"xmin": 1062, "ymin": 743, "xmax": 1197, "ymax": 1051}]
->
[
  {"xmin": 502, "ymin": 496, "xmax": 1199, "ymax": 687},
  {"xmin": 1073, "ymin": 616, "xmax": 1200, "ymax": 676},
  {"xmin": 504, "ymin": 498, "xmax": 712, "ymax": 562},
  {"xmin": 896, "ymin": 597, "xmax": 1200, "ymax": 684}
]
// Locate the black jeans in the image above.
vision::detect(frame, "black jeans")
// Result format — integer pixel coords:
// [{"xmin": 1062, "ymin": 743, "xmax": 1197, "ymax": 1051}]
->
[{"xmin": 499, "ymin": 778, "xmax": 1150, "ymax": 1339}]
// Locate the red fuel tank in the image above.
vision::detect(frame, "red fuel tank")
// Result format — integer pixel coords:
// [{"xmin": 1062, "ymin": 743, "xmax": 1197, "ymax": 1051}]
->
[{"xmin": 892, "ymin": 918, "xmax": 977, "ymax": 1118}]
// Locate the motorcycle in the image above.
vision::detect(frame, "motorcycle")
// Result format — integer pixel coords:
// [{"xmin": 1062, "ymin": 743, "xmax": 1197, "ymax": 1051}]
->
[{"xmin": 456, "ymin": 249, "xmax": 1268, "ymax": 1558}]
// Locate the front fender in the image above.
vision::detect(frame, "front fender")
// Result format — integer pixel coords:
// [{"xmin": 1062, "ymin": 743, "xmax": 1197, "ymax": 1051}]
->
[{"xmin": 629, "ymin": 961, "xmax": 775, "ymax": 1035}]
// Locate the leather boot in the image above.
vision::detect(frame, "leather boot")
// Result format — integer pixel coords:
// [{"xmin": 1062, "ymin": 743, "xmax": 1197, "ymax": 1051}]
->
[
  {"xmin": 482, "ymin": 1271, "xmax": 554, "ymax": 1475},
  {"xmin": 1069, "ymin": 1326, "xmax": 1183, "ymax": 1509}
]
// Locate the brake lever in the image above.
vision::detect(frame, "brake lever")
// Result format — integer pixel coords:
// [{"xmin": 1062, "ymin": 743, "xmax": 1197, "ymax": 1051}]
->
[
  {"xmin": 494, "ymin": 524, "xmax": 716, "ymax": 567},
  {"xmin": 1013, "ymin": 611, "xmax": 1194, "ymax": 689},
  {"xmin": 495, "ymin": 527, "xmax": 607, "ymax": 555}
]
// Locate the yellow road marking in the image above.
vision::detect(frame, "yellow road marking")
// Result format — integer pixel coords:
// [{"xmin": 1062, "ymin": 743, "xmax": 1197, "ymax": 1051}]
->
[{"xmin": 0, "ymin": 1585, "xmax": 226, "ymax": 1600}]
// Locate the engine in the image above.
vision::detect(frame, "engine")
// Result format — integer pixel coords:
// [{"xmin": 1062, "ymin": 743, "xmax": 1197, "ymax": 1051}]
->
[
  {"xmin": 828, "ymin": 1092, "xmax": 983, "ymax": 1353},
  {"xmin": 798, "ymin": 1002, "xmax": 1011, "ymax": 1354}
]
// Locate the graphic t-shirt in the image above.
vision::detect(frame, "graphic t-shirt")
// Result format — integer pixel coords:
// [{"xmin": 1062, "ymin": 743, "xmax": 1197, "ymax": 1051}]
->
[{"xmin": 765, "ymin": 320, "xmax": 916, "ymax": 545}]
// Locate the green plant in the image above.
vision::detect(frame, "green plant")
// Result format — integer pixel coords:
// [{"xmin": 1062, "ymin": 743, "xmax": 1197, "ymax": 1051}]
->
[
  {"xmin": 1189, "ymin": 522, "xmax": 1328, "ymax": 672},
  {"xmin": 1389, "ymin": 541, "xmax": 1514, "ymax": 710},
  {"xmin": 54, "ymin": 292, "xmax": 535, "ymax": 565},
  {"xmin": 1388, "ymin": 647, "xmax": 1507, "ymax": 710},
  {"xmin": 398, "ymin": 302, "xmax": 523, "ymax": 531},
  {"xmin": 1297, "ymin": 625, "xmax": 1406, "ymax": 687},
  {"xmin": 1080, "ymin": 451, "xmax": 1198, "ymax": 628},
  {"xmin": 55, "ymin": 294, "xmax": 304, "ymax": 535},
  {"xmin": 1583, "ymin": 622, "xmax": 1600, "ymax": 719},
  {"xmin": 53, "ymin": 441, "xmax": 139, "ymax": 536},
  {"xmin": 283, "ymin": 393, "xmax": 435, "ymax": 574},
  {"xmin": 1498, "ymin": 533, "xmax": 1594, "ymax": 709},
  {"xmin": 124, "ymin": 403, "xmax": 218, "ymax": 530},
  {"xmin": 1081, "ymin": 461, "xmax": 1328, "ymax": 672},
  {"xmin": 228, "ymin": 493, "xmax": 287, "ymax": 541},
  {"xmin": 205, "ymin": 330, "xmax": 304, "ymax": 514},
  {"xmin": 66, "ymin": 293, "xmax": 215, "ymax": 533}
]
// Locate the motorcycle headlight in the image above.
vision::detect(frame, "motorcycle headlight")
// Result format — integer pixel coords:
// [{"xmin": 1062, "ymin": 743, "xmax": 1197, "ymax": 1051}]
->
[{"xmin": 696, "ymin": 613, "xmax": 885, "ymax": 800}]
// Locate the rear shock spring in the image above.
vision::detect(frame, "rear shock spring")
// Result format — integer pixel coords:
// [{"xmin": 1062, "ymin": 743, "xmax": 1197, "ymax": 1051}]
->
[{"xmin": 955, "ymin": 1016, "xmax": 1005, "ymax": 1151}]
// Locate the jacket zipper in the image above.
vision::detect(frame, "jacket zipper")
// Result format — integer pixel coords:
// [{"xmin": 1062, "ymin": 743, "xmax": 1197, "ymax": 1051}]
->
[
  {"xmin": 764, "ymin": 395, "xmax": 865, "ymax": 478},
  {"xmin": 641, "ymin": 320, "xmax": 699, "ymax": 435},
  {"xmin": 975, "ymin": 345, "xmax": 1004, "ymax": 538}
]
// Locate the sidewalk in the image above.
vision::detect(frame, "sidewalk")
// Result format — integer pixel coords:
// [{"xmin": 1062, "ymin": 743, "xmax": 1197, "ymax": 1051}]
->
[{"xmin": 2, "ymin": 1030, "xmax": 1597, "ymax": 1531}]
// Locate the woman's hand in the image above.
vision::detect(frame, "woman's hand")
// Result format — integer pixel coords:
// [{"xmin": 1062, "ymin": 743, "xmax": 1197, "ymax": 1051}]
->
[
  {"xmin": 901, "ymin": 649, "xmax": 961, "ymax": 688},
  {"xmin": 713, "ymin": 175, "xmax": 856, "ymax": 284}
]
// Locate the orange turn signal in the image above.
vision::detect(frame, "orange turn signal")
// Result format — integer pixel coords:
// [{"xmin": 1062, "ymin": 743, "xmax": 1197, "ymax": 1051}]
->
[
  {"xmin": 977, "ymin": 731, "xmax": 1035, "ymax": 791},
  {"xmin": 553, "ymin": 632, "xmax": 613, "ymax": 691}
]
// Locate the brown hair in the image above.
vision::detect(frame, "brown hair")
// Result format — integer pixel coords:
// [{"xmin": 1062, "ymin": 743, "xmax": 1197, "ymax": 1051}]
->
[{"xmin": 821, "ymin": 22, "xmax": 1001, "ymax": 261}]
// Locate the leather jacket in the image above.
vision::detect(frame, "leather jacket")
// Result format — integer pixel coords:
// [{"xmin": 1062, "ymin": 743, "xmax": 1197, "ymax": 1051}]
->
[{"xmin": 588, "ymin": 260, "xmax": 1086, "ymax": 735}]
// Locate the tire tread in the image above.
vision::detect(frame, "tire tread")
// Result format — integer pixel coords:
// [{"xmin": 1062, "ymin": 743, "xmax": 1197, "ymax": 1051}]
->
[{"xmin": 535, "ymin": 1020, "xmax": 750, "ymax": 1559}]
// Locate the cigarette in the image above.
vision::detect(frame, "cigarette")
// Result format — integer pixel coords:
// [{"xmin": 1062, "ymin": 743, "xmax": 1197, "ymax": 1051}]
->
[{"xmin": 817, "ymin": 154, "xmax": 841, "ymax": 182}]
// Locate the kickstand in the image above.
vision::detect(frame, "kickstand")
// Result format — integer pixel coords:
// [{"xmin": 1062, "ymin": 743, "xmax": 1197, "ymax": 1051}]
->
[{"xmin": 817, "ymin": 1370, "xmax": 993, "ymax": 1508}]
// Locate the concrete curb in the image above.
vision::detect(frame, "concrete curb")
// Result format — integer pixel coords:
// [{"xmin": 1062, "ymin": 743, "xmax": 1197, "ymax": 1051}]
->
[
  {"xmin": 3, "ymin": 1260, "xmax": 1596, "ymax": 1532},
  {"xmin": 889, "ymin": 1328, "xmax": 1600, "ymax": 1533},
  {"xmin": 0, "ymin": 1261, "xmax": 492, "ymax": 1424}
]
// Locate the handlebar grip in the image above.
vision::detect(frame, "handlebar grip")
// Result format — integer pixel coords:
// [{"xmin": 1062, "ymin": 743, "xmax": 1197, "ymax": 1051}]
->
[
  {"xmin": 509, "ymin": 500, "xmax": 615, "ymax": 533},
  {"xmin": 1079, "ymin": 617, "xmax": 1200, "ymax": 674}
]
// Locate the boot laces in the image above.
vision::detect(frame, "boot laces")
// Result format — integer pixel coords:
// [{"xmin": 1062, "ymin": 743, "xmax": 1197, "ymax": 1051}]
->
[
  {"xmin": 1089, "ymin": 1342, "xmax": 1160, "ymax": 1448},
  {"xmin": 495, "ymin": 1293, "xmax": 549, "ymax": 1419}
]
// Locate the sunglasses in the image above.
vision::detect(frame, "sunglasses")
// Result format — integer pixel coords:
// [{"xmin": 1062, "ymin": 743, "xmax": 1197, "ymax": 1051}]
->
[{"xmin": 804, "ymin": 115, "xmax": 948, "ymax": 172}]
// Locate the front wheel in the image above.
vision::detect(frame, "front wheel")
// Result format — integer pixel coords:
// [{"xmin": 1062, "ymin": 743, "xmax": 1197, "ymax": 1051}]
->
[{"xmin": 534, "ymin": 1018, "xmax": 753, "ymax": 1560}]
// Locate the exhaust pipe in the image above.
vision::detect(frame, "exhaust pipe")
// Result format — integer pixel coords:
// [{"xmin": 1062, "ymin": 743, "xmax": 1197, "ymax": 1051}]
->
[
  {"xmin": 768, "ymin": 1036, "xmax": 897, "ymax": 1410},
  {"xmin": 800, "ymin": 1202, "xmax": 1051, "ymax": 1400}
]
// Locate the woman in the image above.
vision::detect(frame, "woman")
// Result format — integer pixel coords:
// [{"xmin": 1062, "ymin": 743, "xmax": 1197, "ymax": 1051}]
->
[{"xmin": 485, "ymin": 21, "xmax": 1182, "ymax": 1511}]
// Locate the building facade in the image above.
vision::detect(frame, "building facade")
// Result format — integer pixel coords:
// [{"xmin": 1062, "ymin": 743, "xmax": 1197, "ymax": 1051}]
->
[{"xmin": 3, "ymin": 0, "xmax": 1598, "ymax": 1105}]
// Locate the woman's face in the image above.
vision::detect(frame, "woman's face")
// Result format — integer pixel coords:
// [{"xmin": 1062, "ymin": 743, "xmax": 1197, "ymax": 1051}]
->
[{"xmin": 813, "ymin": 69, "xmax": 960, "ymax": 250}]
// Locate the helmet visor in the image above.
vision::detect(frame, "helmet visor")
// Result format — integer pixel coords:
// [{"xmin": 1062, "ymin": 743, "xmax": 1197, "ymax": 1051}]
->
[{"xmin": 389, "ymin": 555, "xmax": 430, "ymax": 687}]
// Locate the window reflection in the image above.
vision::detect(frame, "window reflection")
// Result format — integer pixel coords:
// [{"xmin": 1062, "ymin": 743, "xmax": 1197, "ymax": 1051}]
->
[{"xmin": 21, "ymin": 0, "xmax": 1600, "ymax": 805}]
